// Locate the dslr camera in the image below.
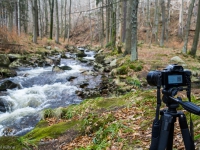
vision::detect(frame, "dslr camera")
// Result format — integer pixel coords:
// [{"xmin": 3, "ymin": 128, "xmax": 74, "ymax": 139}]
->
[{"xmin": 146, "ymin": 64, "xmax": 191, "ymax": 89}]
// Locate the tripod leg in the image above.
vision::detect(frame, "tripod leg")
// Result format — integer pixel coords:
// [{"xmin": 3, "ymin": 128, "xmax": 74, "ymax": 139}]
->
[
  {"xmin": 157, "ymin": 113, "xmax": 173, "ymax": 150},
  {"xmin": 149, "ymin": 119, "xmax": 161, "ymax": 150},
  {"xmin": 178, "ymin": 112, "xmax": 195, "ymax": 150}
]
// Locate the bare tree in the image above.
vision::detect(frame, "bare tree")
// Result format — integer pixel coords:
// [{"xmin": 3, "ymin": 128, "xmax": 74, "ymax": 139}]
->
[
  {"xmin": 131, "ymin": 0, "xmax": 139, "ymax": 61},
  {"xmin": 67, "ymin": 0, "xmax": 71, "ymax": 43},
  {"xmin": 123, "ymin": 0, "xmax": 133, "ymax": 56},
  {"xmin": 190, "ymin": 0, "xmax": 200, "ymax": 56},
  {"xmin": 49, "ymin": 0, "xmax": 54, "ymax": 40},
  {"xmin": 55, "ymin": 0, "xmax": 59, "ymax": 43},
  {"xmin": 160, "ymin": 0, "xmax": 166, "ymax": 47},
  {"xmin": 31, "ymin": 0, "xmax": 38, "ymax": 43},
  {"xmin": 182, "ymin": 0, "xmax": 195, "ymax": 54}
]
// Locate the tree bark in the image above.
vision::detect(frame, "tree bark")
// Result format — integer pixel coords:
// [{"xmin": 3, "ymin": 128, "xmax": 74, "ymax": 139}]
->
[
  {"xmin": 55, "ymin": 0, "xmax": 59, "ymax": 43},
  {"xmin": 160, "ymin": 0, "xmax": 166, "ymax": 47},
  {"xmin": 49, "ymin": 0, "xmax": 54, "ymax": 40},
  {"xmin": 124, "ymin": 0, "xmax": 133, "ymax": 56},
  {"xmin": 67, "ymin": 0, "xmax": 71, "ymax": 43},
  {"xmin": 131, "ymin": 0, "xmax": 139, "ymax": 61},
  {"xmin": 152, "ymin": 0, "xmax": 159, "ymax": 43},
  {"xmin": 178, "ymin": 0, "xmax": 183, "ymax": 37},
  {"xmin": 190, "ymin": 0, "xmax": 200, "ymax": 56},
  {"xmin": 182, "ymin": 0, "xmax": 195, "ymax": 54}
]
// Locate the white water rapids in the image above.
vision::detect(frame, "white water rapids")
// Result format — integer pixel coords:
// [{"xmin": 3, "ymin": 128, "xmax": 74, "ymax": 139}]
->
[{"xmin": 0, "ymin": 50, "xmax": 101, "ymax": 136}]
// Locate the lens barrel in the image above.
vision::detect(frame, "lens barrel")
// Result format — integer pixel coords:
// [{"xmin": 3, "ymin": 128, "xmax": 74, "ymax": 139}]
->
[{"xmin": 146, "ymin": 71, "xmax": 161, "ymax": 86}]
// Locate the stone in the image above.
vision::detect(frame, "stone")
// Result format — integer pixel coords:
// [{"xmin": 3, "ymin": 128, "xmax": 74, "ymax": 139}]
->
[
  {"xmin": 170, "ymin": 56, "xmax": 185, "ymax": 63},
  {"xmin": 59, "ymin": 65, "xmax": 72, "ymax": 70},
  {"xmin": 110, "ymin": 59, "xmax": 117, "ymax": 67},
  {"xmin": 9, "ymin": 59, "xmax": 31, "ymax": 69},
  {"xmin": 0, "ymin": 80, "xmax": 19, "ymax": 91},
  {"xmin": 0, "ymin": 54, "xmax": 10, "ymax": 67},
  {"xmin": 0, "ymin": 67, "xmax": 17, "ymax": 78},
  {"xmin": 95, "ymin": 54, "xmax": 105, "ymax": 64},
  {"xmin": 52, "ymin": 66, "xmax": 64, "ymax": 73}
]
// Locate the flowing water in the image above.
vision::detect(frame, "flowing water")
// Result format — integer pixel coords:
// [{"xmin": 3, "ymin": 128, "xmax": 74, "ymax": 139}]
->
[{"xmin": 0, "ymin": 49, "xmax": 101, "ymax": 136}]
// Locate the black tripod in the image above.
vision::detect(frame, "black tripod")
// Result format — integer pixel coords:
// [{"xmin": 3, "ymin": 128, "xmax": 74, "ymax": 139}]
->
[
  {"xmin": 149, "ymin": 87, "xmax": 200, "ymax": 150},
  {"xmin": 150, "ymin": 100, "xmax": 195, "ymax": 150}
]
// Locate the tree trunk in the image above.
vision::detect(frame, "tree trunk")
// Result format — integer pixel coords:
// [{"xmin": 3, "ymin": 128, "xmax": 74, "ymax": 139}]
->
[
  {"xmin": 89, "ymin": 0, "xmax": 93, "ymax": 45},
  {"xmin": 122, "ymin": 0, "xmax": 127, "ymax": 42},
  {"xmin": 106, "ymin": 0, "xmax": 110, "ymax": 44},
  {"xmin": 160, "ymin": 0, "xmax": 166, "ymax": 47},
  {"xmin": 18, "ymin": 0, "xmax": 21, "ymax": 35},
  {"xmin": 124, "ymin": 0, "xmax": 133, "ymax": 56},
  {"xmin": 166, "ymin": 0, "xmax": 171, "ymax": 42},
  {"xmin": 152, "ymin": 0, "xmax": 159, "ymax": 43},
  {"xmin": 49, "ymin": 0, "xmax": 54, "ymax": 40},
  {"xmin": 63, "ymin": 0, "xmax": 67, "ymax": 42},
  {"xmin": 131, "ymin": 0, "xmax": 139, "ymax": 61},
  {"xmin": 101, "ymin": 0, "xmax": 104, "ymax": 44},
  {"xmin": 44, "ymin": 0, "xmax": 48, "ymax": 36},
  {"xmin": 55, "ymin": 0, "xmax": 59, "ymax": 43},
  {"xmin": 31, "ymin": 0, "xmax": 38, "ymax": 43},
  {"xmin": 182, "ymin": 0, "xmax": 195, "ymax": 54},
  {"xmin": 15, "ymin": 1, "xmax": 18, "ymax": 34},
  {"xmin": 190, "ymin": 0, "xmax": 200, "ymax": 56},
  {"xmin": 67, "ymin": 0, "xmax": 71, "ymax": 43},
  {"xmin": 178, "ymin": 0, "xmax": 183, "ymax": 37}
]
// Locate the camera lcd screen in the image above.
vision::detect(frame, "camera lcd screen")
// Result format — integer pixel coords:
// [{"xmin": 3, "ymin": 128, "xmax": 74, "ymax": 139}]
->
[{"xmin": 168, "ymin": 75, "xmax": 183, "ymax": 84}]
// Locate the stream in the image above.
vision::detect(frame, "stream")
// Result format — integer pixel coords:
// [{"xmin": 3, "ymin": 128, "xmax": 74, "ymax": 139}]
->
[{"xmin": 0, "ymin": 49, "xmax": 101, "ymax": 136}]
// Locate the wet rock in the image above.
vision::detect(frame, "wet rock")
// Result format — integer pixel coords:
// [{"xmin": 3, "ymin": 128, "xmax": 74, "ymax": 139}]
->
[
  {"xmin": 0, "ymin": 80, "xmax": 20, "ymax": 91},
  {"xmin": 7, "ymin": 54, "xmax": 23, "ymax": 62},
  {"xmin": 76, "ymin": 88, "xmax": 101, "ymax": 98},
  {"xmin": 0, "ymin": 99, "xmax": 8, "ymax": 112},
  {"xmin": 52, "ymin": 66, "xmax": 64, "ymax": 73},
  {"xmin": 79, "ymin": 82, "xmax": 89, "ymax": 88},
  {"xmin": 0, "ymin": 67, "xmax": 17, "ymax": 78},
  {"xmin": 59, "ymin": 66, "xmax": 72, "ymax": 70},
  {"xmin": 76, "ymin": 50, "xmax": 87, "ymax": 57},
  {"xmin": 47, "ymin": 55, "xmax": 61, "ymax": 66},
  {"xmin": 67, "ymin": 76, "xmax": 77, "ymax": 81},
  {"xmin": 95, "ymin": 54, "xmax": 105, "ymax": 64},
  {"xmin": 9, "ymin": 59, "xmax": 32, "ymax": 69},
  {"xmin": 0, "ymin": 54, "xmax": 10, "ymax": 67}
]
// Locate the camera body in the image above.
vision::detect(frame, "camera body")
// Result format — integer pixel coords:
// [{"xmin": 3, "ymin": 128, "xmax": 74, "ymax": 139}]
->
[{"xmin": 147, "ymin": 64, "xmax": 191, "ymax": 89}]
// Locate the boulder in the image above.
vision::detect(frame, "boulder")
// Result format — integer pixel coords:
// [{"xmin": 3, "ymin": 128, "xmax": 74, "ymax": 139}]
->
[
  {"xmin": 95, "ymin": 54, "xmax": 105, "ymax": 64},
  {"xmin": 7, "ymin": 54, "xmax": 23, "ymax": 62},
  {"xmin": 9, "ymin": 59, "xmax": 31, "ymax": 69},
  {"xmin": 0, "ymin": 54, "xmax": 10, "ymax": 67},
  {"xmin": 170, "ymin": 56, "xmax": 185, "ymax": 64},
  {"xmin": 52, "ymin": 66, "xmax": 64, "ymax": 73},
  {"xmin": 59, "ymin": 66, "xmax": 72, "ymax": 70},
  {"xmin": 0, "ymin": 67, "xmax": 17, "ymax": 78},
  {"xmin": 0, "ymin": 80, "xmax": 20, "ymax": 91},
  {"xmin": 0, "ymin": 100, "xmax": 6, "ymax": 112}
]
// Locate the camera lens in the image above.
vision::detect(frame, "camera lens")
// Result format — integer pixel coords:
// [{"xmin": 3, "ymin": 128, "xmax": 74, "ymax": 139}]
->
[{"xmin": 146, "ymin": 71, "xmax": 161, "ymax": 86}]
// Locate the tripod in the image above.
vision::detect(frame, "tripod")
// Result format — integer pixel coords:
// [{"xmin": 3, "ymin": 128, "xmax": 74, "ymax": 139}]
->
[{"xmin": 150, "ymin": 101, "xmax": 195, "ymax": 150}]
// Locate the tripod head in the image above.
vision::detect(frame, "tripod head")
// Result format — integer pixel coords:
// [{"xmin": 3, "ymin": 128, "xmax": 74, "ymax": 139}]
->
[{"xmin": 162, "ymin": 87, "xmax": 200, "ymax": 115}]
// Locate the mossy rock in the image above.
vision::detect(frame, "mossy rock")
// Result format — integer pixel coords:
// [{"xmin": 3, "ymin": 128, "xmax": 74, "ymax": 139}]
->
[
  {"xmin": 9, "ymin": 59, "xmax": 32, "ymax": 69},
  {"xmin": 0, "ymin": 67, "xmax": 17, "ymax": 78},
  {"xmin": 117, "ymin": 66, "xmax": 128, "ymax": 75},
  {"xmin": 0, "ymin": 54, "xmax": 10, "ymax": 67}
]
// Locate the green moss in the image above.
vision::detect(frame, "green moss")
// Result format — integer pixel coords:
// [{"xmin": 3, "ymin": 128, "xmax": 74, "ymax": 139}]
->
[
  {"xmin": 0, "ymin": 137, "xmax": 23, "ymax": 149},
  {"xmin": 24, "ymin": 120, "xmax": 82, "ymax": 143},
  {"xmin": 117, "ymin": 66, "xmax": 128, "ymax": 75}
]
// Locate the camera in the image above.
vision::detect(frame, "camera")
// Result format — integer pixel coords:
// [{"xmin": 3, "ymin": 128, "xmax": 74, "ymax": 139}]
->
[{"xmin": 146, "ymin": 64, "xmax": 191, "ymax": 88}]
